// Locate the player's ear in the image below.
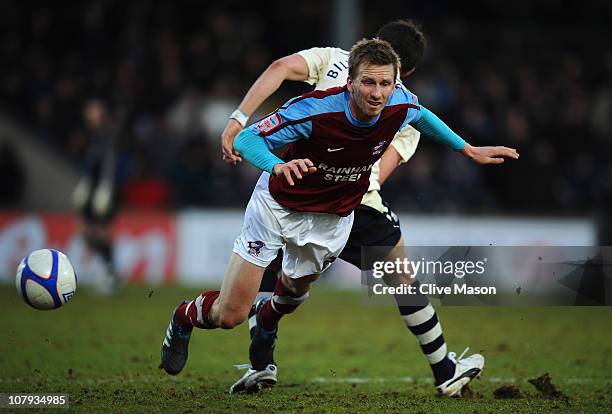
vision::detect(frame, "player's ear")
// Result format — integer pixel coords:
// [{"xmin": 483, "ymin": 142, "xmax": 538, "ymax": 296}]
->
[{"xmin": 347, "ymin": 76, "xmax": 354, "ymax": 93}]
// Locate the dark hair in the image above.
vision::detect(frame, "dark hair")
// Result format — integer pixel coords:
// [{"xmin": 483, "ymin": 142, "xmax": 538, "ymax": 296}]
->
[
  {"xmin": 348, "ymin": 38, "xmax": 400, "ymax": 80},
  {"xmin": 376, "ymin": 19, "xmax": 426, "ymax": 73}
]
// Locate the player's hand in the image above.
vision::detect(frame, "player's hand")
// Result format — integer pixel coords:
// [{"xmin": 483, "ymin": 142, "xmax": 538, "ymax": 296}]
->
[
  {"xmin": 461, "ymin": 143, "xmax": 519, "ymax": 164},
  {"xmin": 272, "ymin": 159, "xmax": 317, "ymax": 186},
  {"xmin": 221, "ymin": 119, "xmax": 244, "ymax": 165}
]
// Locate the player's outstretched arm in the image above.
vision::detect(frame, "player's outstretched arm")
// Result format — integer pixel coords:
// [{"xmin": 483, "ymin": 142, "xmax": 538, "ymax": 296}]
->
[
  {"xmin": 411, "ymin": 106, "xmax": 519, "ymax": 164},
  {"xmin": 221, "ymin": 54, "xmax": 310, "ymax": 165}
]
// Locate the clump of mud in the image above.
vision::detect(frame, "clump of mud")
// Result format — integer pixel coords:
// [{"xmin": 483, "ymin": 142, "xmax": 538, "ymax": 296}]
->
[
  {"xmin": 528, "ymin": 373, "xmax": 570, "ymax": 403},
  {"xmin": 493, "ymin": 385, "xmax": 522, "ymax": 399},
  {"xmin": 459, "ymin": 384, "xmax": 483, "ymax": 399}
]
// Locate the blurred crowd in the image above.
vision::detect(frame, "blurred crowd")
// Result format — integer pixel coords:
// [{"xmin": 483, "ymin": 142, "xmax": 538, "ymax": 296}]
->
[{"xmin": 0, "ymin": 0, "xmax": 610, "ymax": 215}]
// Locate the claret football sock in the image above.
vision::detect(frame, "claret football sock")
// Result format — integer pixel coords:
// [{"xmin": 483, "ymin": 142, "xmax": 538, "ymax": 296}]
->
[
  {"xmin": 259, "ymin": 277, "xmax": 309, "ymax": 331},
  {"xmin": 394, "ymin": 281, "xmax": 455, "ymax": 385},
  {"xmin": 174, "ymin": 290, "xmax": 220, "ymax": 329}
]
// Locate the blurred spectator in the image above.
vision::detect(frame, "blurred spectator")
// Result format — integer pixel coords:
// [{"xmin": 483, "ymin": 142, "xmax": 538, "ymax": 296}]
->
[
  {"xmin": 72, "ymin": 99, "xmax": 121, "ymax": 293},
  {"xmin": 0, "ymin": 0, "xmax": 610, "ymax": 216}
]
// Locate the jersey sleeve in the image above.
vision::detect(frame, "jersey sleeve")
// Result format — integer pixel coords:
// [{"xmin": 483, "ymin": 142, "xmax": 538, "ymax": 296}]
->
[
  {"xmin": 389, "ymin": 83, "xmax": 422, "ymax": 128},
  {"xmin": 296, "ymin": 47, "xmax": 333, "ymax": 85},
  {"xmin": 410, "ymin": 106, "xmax": 466, "ymax": 150},
  {"xmin": 247, "ymin": 96, "xmax": 314, "ymax": 149},
  {"xmin": 390, "ymin": 125, "xmax": 420, "ymax": 163},
  {"xmin": 233, "ymin": 129, "xmax": 285, "ymax": 173}
]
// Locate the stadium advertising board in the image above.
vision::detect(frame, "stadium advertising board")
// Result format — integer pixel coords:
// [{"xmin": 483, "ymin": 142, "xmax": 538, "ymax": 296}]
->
[
  {"xmin": 0, "ymin": 211, "xmax": 596, "ymax": 287},
  {"xmin": 0, "ymin": 212, "xmax": 176, "ymax": 285}
]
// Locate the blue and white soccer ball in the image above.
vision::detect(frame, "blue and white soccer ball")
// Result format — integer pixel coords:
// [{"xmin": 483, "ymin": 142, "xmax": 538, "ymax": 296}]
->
[{"xmin": 15, "ymin": 249, "xmax": 77, "ymax": 310}]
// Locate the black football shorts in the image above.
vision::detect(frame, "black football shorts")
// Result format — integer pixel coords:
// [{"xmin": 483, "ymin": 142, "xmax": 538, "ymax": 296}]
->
[{"xmin": 339, "ymin": 203, "xmax": 402, "ymax": 270}]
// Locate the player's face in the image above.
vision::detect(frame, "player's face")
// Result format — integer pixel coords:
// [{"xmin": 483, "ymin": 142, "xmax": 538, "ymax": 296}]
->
[{"xmin": 347, "ymin": 63, "xmax": 396, "ymax": 122}]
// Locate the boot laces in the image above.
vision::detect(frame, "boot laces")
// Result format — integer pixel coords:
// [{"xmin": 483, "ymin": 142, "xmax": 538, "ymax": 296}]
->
[{"xmin": 448, "ymin": 347, "xmax": 469, "ymax": 364}]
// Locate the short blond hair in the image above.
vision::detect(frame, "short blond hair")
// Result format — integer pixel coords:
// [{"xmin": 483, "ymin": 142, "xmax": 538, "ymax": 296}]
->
[{"xmin": 348, "ymin": 38, "xmax": 400, "ymax": 80}]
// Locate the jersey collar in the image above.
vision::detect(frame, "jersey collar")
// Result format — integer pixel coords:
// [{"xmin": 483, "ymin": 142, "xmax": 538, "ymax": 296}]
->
[{"xmin": 343, "ymin": 90, "xmax": 381, "ymax": 128}]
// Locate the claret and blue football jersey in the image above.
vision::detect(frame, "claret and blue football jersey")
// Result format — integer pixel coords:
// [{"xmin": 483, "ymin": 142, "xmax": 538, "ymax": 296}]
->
[{"xmin": 248, "ymin": 84, "xmax": 421, "ymax": 216}]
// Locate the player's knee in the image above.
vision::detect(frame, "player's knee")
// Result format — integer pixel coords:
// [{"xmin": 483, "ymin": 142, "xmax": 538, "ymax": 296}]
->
[
  {"xmin": 217, "ymin": 314, "xmax": 243, "ymax": 329},
  {"xmin": 217, "ymin": 307, "xmax": 248, "ymax": 329},
  {"xmin": 281, "ymin": 273, "xmax": 319, "ymax": 296}
]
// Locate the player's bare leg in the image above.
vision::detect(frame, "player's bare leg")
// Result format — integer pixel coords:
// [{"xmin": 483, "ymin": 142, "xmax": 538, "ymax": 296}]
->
[
  {"xmin": 209, "ymin": 254, "xmax": 267, "ymax": 328},
  {"xmin": 383, "ymin": 237, "xmax": 484, "ymax": 396},
  {"xmin": 381, "ymin": 237, "xmax": 415, "ymax": 287},
  {"xmin": 160, "ymin": 253, "xmax": 265, "ymax": 375}
]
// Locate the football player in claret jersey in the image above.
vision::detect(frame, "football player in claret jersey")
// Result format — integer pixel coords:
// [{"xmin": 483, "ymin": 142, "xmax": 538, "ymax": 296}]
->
[
  {"xmin": 223, "ymin": 20, "xmax": 493, "ymax": 397},
  {"xmin": 160, "ymin": 38, "xmax": 518, "ymax": 397}
]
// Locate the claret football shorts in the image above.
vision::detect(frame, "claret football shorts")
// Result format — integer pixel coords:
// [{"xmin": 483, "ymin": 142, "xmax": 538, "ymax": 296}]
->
[{"xmin": 233, "ymin": 173, "xmax": 354, "ymax": 279}]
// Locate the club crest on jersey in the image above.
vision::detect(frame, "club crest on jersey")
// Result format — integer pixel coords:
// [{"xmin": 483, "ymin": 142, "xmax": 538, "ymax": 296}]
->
[
  {"xmin": 256, "ymin": 113, "xmax": 282, "ymax": 133},
  {"xmin": 372, "ymin": 140, "xmax": 386, "ymax": 155},
  {"xmin": 247, "ymin": 241, "xmax": 265, "ymax": 257}
]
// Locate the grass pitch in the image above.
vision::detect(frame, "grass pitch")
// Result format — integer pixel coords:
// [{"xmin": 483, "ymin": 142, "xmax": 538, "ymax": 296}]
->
[{"xmin": 1, "ymin": 284, "xmax": 611, "ymax": 413}]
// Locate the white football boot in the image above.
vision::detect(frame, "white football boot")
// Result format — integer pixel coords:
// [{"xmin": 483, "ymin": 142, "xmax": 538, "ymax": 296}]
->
[
  {"xmin": 229, "ymin": 364, "xmax": 277, "ymax": 394},
  {"xmin": 436, "ymin": 347, "xmax": 484, "ymax": 397}
]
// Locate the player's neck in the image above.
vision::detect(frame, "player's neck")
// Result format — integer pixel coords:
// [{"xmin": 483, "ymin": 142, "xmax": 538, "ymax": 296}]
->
[{"xmin": 348, "ymin": 98, "xmax": 377, "ymax": 124}]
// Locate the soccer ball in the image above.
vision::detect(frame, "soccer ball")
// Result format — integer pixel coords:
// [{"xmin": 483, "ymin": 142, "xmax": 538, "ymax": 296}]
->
[{"xmin": 15, "ymin": 249, "xmax": 77, "ymax": 310}]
